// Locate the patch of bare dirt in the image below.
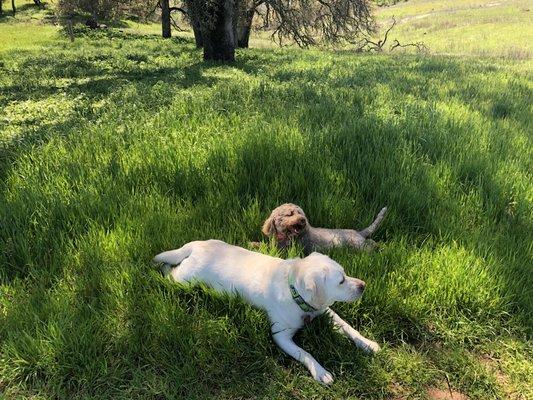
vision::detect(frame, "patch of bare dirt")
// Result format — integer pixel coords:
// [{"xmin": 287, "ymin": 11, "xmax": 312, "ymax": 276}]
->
[
  {"xmin": 388, "ymin": 381, "xmax": 411, "ymax": 400},
  {"xmin": 427, "ymin": 387, "xmax": 469, "ymax": 400},
  {"xmin": 388, "ymin": 1, "xmax": 504, "ymax": 24},
  {"xmin": 479, "ymin": 354, "xmax": 522, "ymax": 399}
]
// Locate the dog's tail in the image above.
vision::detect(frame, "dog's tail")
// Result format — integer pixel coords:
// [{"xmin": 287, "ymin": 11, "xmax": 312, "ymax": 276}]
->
[
  {"xmin": 359, "ymin": 207, "xmax": 387, "ymax": 238},
  {"xmin": 153, "ymin": 243, "xmax": 193, "ymax": 266}
]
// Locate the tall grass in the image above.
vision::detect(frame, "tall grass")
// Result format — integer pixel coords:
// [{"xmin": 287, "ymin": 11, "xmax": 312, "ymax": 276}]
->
[
  {"xmin": 376, "ymin": 0, "xmax": 533, "ymax": 59},
  {"xmin": 0, "ymin": 27, "xmax": 532, "ymax": 400}
]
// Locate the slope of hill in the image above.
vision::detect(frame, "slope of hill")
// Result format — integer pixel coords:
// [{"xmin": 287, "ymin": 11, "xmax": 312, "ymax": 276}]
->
[{"xmin": 376, "ymin": 0, "xmax": 533, "ymax": 59}]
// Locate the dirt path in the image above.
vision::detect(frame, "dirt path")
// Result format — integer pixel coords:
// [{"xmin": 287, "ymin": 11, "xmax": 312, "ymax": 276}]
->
[{"xmin": 382, "ymin": 1, "xmax": 504, "ymax": 23}]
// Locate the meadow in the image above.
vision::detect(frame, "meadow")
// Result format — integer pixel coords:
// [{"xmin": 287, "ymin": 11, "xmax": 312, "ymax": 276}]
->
[
  {"xmin": 0, "ymin": 0, "xmax": 532, "ymax": 399},
  {"xmin": 377, "ymin": 0, "xmax": 533, "ymax": 59}
]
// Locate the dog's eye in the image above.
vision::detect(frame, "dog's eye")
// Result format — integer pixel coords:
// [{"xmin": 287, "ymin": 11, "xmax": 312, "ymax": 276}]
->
[{"xmin": 339, "ymin": 277, "xmax": 345, "ymax": 285}]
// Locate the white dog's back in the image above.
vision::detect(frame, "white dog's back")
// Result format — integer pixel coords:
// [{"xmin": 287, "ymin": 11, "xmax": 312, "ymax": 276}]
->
[{"xmin": 155, "ymin": 240, "xmax": 285, "ymax": 308}]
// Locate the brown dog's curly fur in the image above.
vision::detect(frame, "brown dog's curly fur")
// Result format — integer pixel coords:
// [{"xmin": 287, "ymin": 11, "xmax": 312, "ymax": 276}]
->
[{"xmin": 261, "ymin": 204, "xmax": 387, "ymax": 254}]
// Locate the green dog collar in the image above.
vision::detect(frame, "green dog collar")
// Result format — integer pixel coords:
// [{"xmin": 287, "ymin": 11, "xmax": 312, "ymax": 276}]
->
[{"xmin": 288, "ymin": 275, "xmax": 317, "ymax": 313}]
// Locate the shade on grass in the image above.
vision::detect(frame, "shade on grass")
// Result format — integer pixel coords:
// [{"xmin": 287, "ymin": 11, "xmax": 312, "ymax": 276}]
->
[{"xmin": 0, "ymin": 29, "xmax": 532, "ymax": 399}]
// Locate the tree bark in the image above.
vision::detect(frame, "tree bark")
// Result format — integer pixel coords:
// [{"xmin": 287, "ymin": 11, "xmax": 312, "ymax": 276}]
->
[
  {"xmin": 161, "ymin": 0, "xmax": 171, "ymax": 38},
  {"xmin": 237, "ymin": 10, "xmax": 254, "ymax": 48},
  {"xmin": 192, "ymin": 19, "xmax": 203, "ymax": 48},
  {"xmin": 11, "ymin": 0, "xmax": 16, "ymax": 14},
  {"xmin": 237, "ymin": 25, "xmax": 251, "ymax": 48},
  {"xmin": 203, "ymin": 0, "xmax": 235, "ymax": 62},
  {"xmin": 67, "ymin": 18, "xmax": 74, "ymax": 41}
]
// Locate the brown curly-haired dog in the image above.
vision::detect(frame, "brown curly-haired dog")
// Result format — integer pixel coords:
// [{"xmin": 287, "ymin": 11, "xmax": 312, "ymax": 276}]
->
[{"xmin": 261, "ymin": 204, "xmax": 387, "ymax": 254}]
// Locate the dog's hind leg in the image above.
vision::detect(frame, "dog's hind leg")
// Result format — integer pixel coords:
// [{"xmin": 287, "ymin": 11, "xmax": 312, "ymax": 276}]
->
[
  {"xmin": 153, "ymin": 243, "xmax": 198, "ymax": 283},
  {"xmin": 154, "ymin": 243, "xmax": 193, "ymax": 265},
  {"xmin": 358, "ymin": 207, "xmax": 387, "ymax": 238},
  {"xmin": 166, "ymin": 256, "xmax": 200, "ymax": 283}
]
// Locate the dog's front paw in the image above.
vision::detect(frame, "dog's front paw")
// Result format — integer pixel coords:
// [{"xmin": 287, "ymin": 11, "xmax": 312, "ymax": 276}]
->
[
  {"xmin": 362, "ymin": 340, "xmax": 381, "ymax": 353},
  {"xmin": 313, "ymin": 368, "xmax": 334, "ymax": 385}
]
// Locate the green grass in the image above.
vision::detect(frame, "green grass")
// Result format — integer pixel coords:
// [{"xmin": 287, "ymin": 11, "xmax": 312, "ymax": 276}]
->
[
  {"xmin": 1, "ymin": 2, "xmax": 532, "ymax": 400},
  {"xmin": 376, "ymin": 0, "xmax": 533, "ymax": 59},
  {"xmin": 0, "ymin": 1, "xmax": 59, "ymax": 52}
]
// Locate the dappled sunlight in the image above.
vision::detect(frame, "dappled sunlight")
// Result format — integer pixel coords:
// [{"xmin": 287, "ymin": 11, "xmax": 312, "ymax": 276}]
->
[{"xmin": 0, "ymin": 19, "xmax": 531, "ymax": 398}]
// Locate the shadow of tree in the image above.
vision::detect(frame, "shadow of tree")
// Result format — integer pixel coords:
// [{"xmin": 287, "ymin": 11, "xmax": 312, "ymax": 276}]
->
[
  {"xmin": 238, "ymin": 55, "xmax": 532, "ymax": 328},
  {"xmin": 0, "ymin": 37, "xmax": 531, "ymax": 398}
]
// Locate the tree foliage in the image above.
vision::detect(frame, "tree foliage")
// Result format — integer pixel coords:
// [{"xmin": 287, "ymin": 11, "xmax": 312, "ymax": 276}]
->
[
  {"xmin": 57, "ymin": 0, "xmax": 152, "ymax": 19},
  {"xmin": 260, "ymin": 0, "xmax": 375, "ymax": 47},
  {"xmin": 56, "ymin": 0, "xmax": 376, "ymax": 61}
]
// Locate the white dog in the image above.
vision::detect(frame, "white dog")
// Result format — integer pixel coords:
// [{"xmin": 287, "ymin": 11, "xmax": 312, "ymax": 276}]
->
[{"xmin": 154, "ymin": 240, "xmax": 380, "ymax": 384}]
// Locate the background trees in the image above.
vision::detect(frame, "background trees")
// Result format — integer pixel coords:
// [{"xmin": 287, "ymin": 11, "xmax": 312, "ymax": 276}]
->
[
  {"xmin": 236, "ymin": 0, "xmax": 261, "ymax": 48},
  {"xmin": 57, "ymin": 0, "xmax": 153, "ymax": 23},
  {"xmin": 56, "ymin": 0, "xmax": 375, "ymax": 62},
  {"xmin": 191, "ymin": 0, "xmax": 375, "ymax": 61},
  {"xmin": 161, "ymin": 0, "xmax": 171, "ymax": 37},
  {"xmin": 261, "ymin": 0, "xmax": 375, "ymax": 47}
]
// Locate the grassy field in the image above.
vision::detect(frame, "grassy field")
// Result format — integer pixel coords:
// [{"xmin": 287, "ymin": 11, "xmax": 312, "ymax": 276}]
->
[
  {"xmin": 1, "ymin": 1, "xmax": 532, "ymax": 399},
  {"xmin": 3, "ymin": 0, "xmax": 532, "ymax": 57},
  {"xmin": 377, "ymin": 0, "xmax": 533, "ymax": 59}
]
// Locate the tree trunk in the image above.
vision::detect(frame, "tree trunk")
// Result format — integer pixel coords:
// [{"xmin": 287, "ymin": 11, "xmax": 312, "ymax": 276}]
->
[
  {"xmin": 192, "ymin": 20, "xmax": 203, "ymax": 48},
  {"xmin": 237, "ymin": 10, "xmax": 254, "ymax": 48},
  {"xmin": 11, "ymin": 0, "xmax": 16, "ymax": 14},
  {"xmin": 237, "ymin": 25, "xmax": 251, "ymax": 48},
  {"xmin": 161, "ymin": 0, "xmax": 171, "ymax": 38},
  {"xmin": 86, "ymin": 9, "xmax": 99, "ymax": 28},
  {"xmin": 203, "ymin": 0, "xmax": 235, "ymax": 62},
  {"xmin": 67, "ymin": 18, "xmax": 74, "ymax": 42}
]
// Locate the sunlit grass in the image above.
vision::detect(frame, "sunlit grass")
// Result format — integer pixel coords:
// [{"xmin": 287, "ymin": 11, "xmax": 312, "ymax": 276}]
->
[
  {"xmin": 377, "ymin": 0, "xmax": 533, "ymax": 59},
  {"xmin": 0, "ymin": 1, "xmax": 532, "ymax": 398},
  {"xmin": 0, "ymin": 23, "xmax": 60, "ymax": 52}
]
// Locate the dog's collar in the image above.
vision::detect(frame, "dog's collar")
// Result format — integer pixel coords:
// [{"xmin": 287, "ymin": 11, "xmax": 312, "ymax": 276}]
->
[{"xmin": 288, "ymin": 275, "xmax": 317, "ymax": 313}]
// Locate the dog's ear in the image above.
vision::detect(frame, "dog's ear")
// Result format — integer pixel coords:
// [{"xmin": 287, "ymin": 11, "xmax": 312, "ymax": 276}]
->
[
  {"xmin": 295, "ymin": 205, "xmax": 307, "ymax": 218},
  {"xmin": 303, "ymin": 270, "xmax": 327, "ymax": 308},
  {"xmin": 262, "ymin": 216, "xmax": 275, "ymax": 236}
]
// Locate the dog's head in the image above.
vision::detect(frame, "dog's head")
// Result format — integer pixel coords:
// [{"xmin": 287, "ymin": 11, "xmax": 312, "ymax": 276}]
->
[
  {"xmin": 262, "ymin": 203, "xmax": 309, "ymax": 245},
  {"xmin": 292, "ymin": 252, "xmax": 366, "ymax": 309}
]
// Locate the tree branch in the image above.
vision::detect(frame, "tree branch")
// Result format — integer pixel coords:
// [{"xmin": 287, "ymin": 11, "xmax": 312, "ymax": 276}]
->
[
  {"xmin": 355, "ymin": 15, "xmax": 427, "ymax": 53},
  {"xmin": 390, "ymin": 39, "xmax": 428, "ymax": 52},
  {"xmin": 145, "ymin": 1, "xmax": 161, "ymax": 20},
  {"xmin": 169, "ymin": 6, "xmax": 188, "ymax": 15}
]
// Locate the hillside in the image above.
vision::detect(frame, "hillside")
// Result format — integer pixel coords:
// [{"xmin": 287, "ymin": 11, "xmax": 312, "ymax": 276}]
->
[
  {"xmin": 2, "ymin": 0, "xmax": 533, "ymax": 59},
  {"xmin": 377, "ymin": 0, "xmax": 533, "ymax": 59}
]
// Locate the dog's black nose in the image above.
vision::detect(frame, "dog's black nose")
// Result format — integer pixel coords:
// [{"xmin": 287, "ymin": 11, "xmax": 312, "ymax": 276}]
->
[{"xmin": 357, "ymin": 280, "xmax": 366, "ymax": 291}]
